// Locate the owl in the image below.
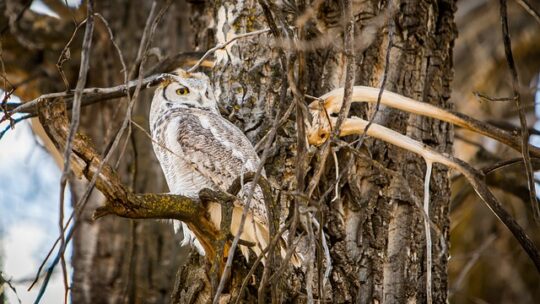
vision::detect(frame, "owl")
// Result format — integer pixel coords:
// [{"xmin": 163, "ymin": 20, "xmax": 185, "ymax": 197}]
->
[{"xmin": 149, "ymin": 69, "xmax": 295, "ymax": 265}]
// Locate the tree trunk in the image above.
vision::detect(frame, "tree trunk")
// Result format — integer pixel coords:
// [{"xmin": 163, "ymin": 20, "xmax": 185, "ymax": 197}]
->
[{"xmin": 172, "ymin": 0, "xmax": 456, "ymax": 303}]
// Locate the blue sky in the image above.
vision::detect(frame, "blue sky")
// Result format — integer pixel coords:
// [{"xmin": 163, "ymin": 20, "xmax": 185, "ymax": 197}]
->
[
  {"xmin": 1, "ymin": 2, "xmax": 87, "ymax": 302},
  {"xmin": 0, "ymin": 109, "xmax": 72, "ymax": 303}
]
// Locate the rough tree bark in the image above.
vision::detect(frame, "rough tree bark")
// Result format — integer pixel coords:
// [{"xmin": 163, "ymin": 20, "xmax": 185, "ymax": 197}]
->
[{"xmin": 171, "ymin": 0, "xmax": 456, "ymax": 303}]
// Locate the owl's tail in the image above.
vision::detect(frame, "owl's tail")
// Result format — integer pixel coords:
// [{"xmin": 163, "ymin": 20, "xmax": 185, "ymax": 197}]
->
[
  {"xmin": 230, "ymin": 207, "xmax": 302, "ymax": 268},
  {"xmin": 206, "ymin": 203, "xmax": 302, "ymax": 268}
]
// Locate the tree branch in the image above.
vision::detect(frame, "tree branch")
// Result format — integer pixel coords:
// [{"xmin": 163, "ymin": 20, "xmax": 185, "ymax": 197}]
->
[
  {"xmin": 308, "ymin": 103, "xmax": 540, "ymax": 273},
  {"xmin": 308, "ymin": 86, "xmax": 540, "ymax": 158},
  {"xmin": 36, "ymin": 99, "xmax": 218, "ymax": 242}
]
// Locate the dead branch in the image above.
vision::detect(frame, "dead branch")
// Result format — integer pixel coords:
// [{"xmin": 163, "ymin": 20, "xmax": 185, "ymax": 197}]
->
[
  {"xmin": 499, "ymin": 0, "xmax": 539, "ymax": 221},
  {"xmin": 308, "ymin": 86, "xmax": 540, "ymax": 158},
  {"xmin": 515, "ymin": 0, "xmax": 540, "ymax": 25},
  {"xmin": 57, "ymin": 2, "xmax": 95, "ymax": 299},
  {"xmin": 308, "ymin": 110, "xmax": 540, "ymax": 273}
]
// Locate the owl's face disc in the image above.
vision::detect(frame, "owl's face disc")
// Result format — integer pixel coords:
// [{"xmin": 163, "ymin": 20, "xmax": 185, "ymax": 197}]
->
[{"xmin": 153, "ymin": 70, "xmax": 218, "ymax": 113}]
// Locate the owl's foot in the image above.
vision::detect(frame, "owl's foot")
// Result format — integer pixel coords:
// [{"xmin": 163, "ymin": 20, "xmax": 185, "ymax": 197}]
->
[{"xmin": 176, "ymin": 221, "xmax": 206, "ymax": 256}]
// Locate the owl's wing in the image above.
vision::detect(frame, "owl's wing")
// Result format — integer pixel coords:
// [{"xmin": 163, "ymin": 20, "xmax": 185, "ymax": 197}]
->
[
  {"xmin": 164, "ymin": 109, "xmax": 267, "ymax": 220},
  {"xmin": 164, "ymin": 110, "xmax": 301, "ymax": 266}
]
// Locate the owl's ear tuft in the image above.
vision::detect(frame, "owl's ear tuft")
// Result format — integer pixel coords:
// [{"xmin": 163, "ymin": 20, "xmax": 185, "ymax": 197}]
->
[
  {"xmin": 159, "ymin": 78, "xmax": 172, "ymax": 88},
  {"xmin": 172, "ymin": 68, "xmax": 191, "ymax": 78}
]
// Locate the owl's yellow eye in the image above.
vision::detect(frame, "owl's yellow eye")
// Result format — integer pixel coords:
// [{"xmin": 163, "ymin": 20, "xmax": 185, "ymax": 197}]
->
[{"xmin": 176, "ymin": 87, "xmax": 189, "ymax": 95}]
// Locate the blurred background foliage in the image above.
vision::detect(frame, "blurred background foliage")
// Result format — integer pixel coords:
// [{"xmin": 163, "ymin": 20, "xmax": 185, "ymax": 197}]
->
[{"xmin": 450, "ymin": 0, "xmax": 540, "ymax": 303}]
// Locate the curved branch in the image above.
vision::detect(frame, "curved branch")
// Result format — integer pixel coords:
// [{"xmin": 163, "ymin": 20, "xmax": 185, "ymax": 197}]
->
[
  {"xmin": 308, "ymin": 115, "xmax": 540, "ymax": 272},
  {"xmin": 308, "ymin": 86, "xmax": 540, "ymax": 157}
]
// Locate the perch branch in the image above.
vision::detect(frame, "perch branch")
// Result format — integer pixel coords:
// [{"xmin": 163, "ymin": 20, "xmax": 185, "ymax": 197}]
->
[
  {"xmin": 36, "ymin": 100, "xmax": 220, "ymax": 244},
  {"xmin": 7, "ymin": 73, "xmax": 168, "ymax": 116}
]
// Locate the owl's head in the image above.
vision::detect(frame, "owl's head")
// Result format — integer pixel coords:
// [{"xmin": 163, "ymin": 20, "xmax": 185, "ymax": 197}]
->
[{"xmin": 152, "ymin": 69, "xmax": 218, "ymax": 114}]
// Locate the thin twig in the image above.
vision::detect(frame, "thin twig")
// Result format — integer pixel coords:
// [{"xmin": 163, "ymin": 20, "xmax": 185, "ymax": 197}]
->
[
  {"xmin": 305, "ymin": 209, "xmax": 316, "ymax": 304},
  {"xmin": 473, "ymin": 91, "xmax": 516, "ymax": 102},
  {"xmin": 320, "ymin": 218, "xmax": 332, "ymax": 288},
  {"xmin": 56, "ymin": 1, "xmax": 94, "ymax": 302},
  {"xmin": 0, "ymin": 114, "xmax": 31, "ymax": 139},
  {"xmin": 423, "ymin": 161, "xmax": 433, "ymax": 304},
  {"xmin": 353, "ymin": 15, "xmax": 394, "ymax": 148},
  {"xmin": 1, "ymin": 271, "xmax": 22, "ymax": 304},
  {"xmin": 451, "ymin": 234, "xmax": 497, "ymax": 292},
  {"xmin": 483, "ymin": 157, "xmax": 540, "ymax": 174},
  {"xmin": 33, "ymin": 226, "xmax": 75, "ymax": 304},
  {"xmin": 499, "ymin": 0, "xmax": 539, "ymax": 221},
  {"xmin": 515, "ymin": 0, "xmax": 540, "ymax": 25},
  {"xmin": 187, "ymin": 28, "xmax": 270, "ymax": 73},
  {"xmin": 56, "ymin": 19, "xmax": 87, "ymax": 91},
  {"xmin": 0, "ymin": 40, "xmax": 15, "ymax": 128}
]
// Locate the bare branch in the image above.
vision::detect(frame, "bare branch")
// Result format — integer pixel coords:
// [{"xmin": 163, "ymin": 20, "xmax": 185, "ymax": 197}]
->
[
  {"xmin": 499, "ymin": 0, "xmax": 539, "ymax": 221},
  {"xmin": 57, "ymin": 1, "xmax": 95, "ymax": 300},
  {"xmin": 6, "ymin": 73, "xmax": 168, "ymax": 116},
  {"xmin": 308, "ymin": 114, "xmax": 540, "ymax": 272},
  {"xmin": 308, "ymin": 86, "xmax": 540, "ymax": 158},
  {"xmin": 515, "ymin": 0, "xmax": 540, "ymax": 25}
]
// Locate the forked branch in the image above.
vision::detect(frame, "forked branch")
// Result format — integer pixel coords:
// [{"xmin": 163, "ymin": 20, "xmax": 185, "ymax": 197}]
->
[
  {"xmin": 307, "ymin": 88, "xmax": 540, "ymax": 272},
  {"xmin": 308, "ymin": 86, "xmax": 540, "ymax": 157}
]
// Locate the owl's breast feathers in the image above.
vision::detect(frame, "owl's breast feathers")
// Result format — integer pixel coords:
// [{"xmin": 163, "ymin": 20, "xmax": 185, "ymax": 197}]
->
[{"xmin": 151, "ymin": 107, "xmax": 264, "ymax": 210}]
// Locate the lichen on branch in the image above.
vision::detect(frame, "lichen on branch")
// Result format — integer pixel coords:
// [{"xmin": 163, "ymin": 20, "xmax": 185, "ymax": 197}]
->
[{"xmin": 36, "ymin": 99, "xmax": 214, "ymax": 231}]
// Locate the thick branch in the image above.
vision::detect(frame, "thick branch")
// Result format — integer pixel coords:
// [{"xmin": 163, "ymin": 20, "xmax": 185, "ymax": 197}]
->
[{"xmin": 36, "ymin": 99, "xmax": 210, "ymax": 225}]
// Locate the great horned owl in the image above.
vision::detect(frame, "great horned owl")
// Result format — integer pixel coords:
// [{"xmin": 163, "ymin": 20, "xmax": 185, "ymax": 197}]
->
[{"xmin": 149, "ymin": 69, "xmax": 290, "ymax": 264}]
